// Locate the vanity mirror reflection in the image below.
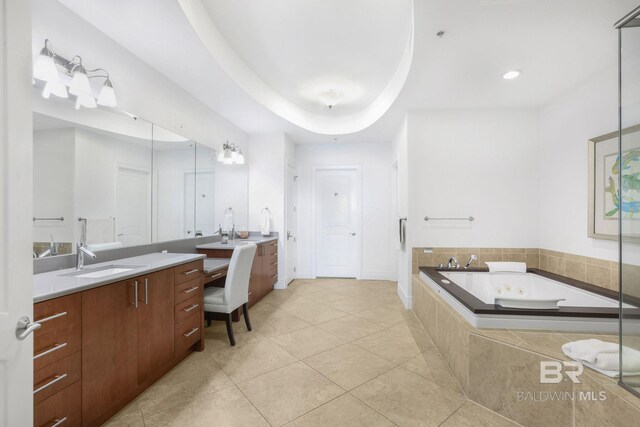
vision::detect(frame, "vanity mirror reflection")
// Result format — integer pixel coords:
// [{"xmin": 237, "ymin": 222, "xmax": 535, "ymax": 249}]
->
[{"xmin": 32, "ymin": 97, "xmax": 248, "ymax": 258}]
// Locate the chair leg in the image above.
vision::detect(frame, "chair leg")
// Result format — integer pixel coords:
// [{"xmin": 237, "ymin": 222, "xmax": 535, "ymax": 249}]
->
[
  {"xmin": 225, "ymin": 313, "xmax": 236, "ymax": 346},
  {"xmin": 242, "ymin": 303, "xmax": 252, "ymax": 331}
]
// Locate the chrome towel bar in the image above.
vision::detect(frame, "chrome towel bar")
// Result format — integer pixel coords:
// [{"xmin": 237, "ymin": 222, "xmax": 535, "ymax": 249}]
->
[
  {"xmin": 33, "ymin": 217, "xmax": 64, "ymax": 222},
  {"xmin": 424, "ymin": 216, "xmax": 475, "ymax": 222}
]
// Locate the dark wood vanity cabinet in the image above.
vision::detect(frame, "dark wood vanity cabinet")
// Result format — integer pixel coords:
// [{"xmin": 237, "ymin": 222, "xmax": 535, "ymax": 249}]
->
[{"xmin": 33, "ymin": 260, "xmax": 204, "ymax": 427}]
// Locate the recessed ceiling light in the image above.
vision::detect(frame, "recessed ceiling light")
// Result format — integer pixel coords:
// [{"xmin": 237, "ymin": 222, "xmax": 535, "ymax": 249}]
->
[{"xmin": 502, "ymin": 70, "xmax": 521, "ymax": 80}]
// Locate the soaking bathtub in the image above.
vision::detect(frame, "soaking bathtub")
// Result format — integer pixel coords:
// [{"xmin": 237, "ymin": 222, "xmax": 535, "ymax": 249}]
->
[{"xmin": 418, "ymin": 267, "xmax": 638, "ymax": 332}]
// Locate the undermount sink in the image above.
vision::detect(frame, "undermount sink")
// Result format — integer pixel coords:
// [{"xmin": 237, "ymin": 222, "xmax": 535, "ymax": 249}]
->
[{"xmin": 61, "ymin": 264, "xmax": 144, "ymax": 278}]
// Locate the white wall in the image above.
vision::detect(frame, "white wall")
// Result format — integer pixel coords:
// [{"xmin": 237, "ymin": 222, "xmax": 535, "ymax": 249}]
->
[
  {"xmin": 33, "ymin": 129, "xmax": 76, "ymax": 243},
  {"xmin": 392, "ymin": 118, "xmax": 410, "ymax": 304},
  {"xmin": 295, "ymin": 142, "xmax": 395, "ymax": 280},
  {"xmin": 407, "ymin": 109, "xmax": 540, "ymax": 248},
  {"xmin": 539, "ymin": 63, "xmax": 640, "ymax": 262},
  {"xmin": 248, "ymin": 134, "xmax": 287, "ymax": 288}
]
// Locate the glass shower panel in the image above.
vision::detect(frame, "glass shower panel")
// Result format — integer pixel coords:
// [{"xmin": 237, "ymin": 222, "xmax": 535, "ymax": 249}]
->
[{"xmin": 619, "ymin": 7, "xmax": 640, "ymax": 396}]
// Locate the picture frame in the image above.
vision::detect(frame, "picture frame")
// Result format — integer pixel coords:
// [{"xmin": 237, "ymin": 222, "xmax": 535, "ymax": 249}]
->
[{"xmin": 588, "ymin": 124, "xmax": 640, "ymax": 241}]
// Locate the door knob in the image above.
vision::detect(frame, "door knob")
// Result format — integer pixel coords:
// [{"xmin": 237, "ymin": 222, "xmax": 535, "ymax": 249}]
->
[
  {"xmin": 351, "ymin": 232, "xmax": 356, "ymax": 236},
  {"xmin": 287, "ymin": 231, "xmax": 294, "ymax": 240},
  {"xmin": 16, "ymin": 316, "xmax": 41, "ymax": 340}
]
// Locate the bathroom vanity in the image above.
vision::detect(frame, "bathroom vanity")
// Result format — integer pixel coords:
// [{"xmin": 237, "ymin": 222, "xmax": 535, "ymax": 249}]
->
[{"xmin": 32, "ymin": 253, "xmax": 205, "ymax": 427}]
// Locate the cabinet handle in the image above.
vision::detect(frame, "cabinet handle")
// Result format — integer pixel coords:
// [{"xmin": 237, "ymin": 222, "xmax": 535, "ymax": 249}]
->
[
  {"xmin": 272, "ymin": 275, "xmax": 278, "ymax": 279},
  {"xmin": 34, "ymin": 342, "xmax": 67, "ymax": 360},
  {"xmin": 36, "ymin": 312, "xmax": 67, "ymax": 324},
  {"xmin": 209, "ymin": 272, "xmax": 222, "ymax": 279},
  {"xmin": 271, "ymin": 242, "xmax": 278, "ymax": 247},
  {"xmin": 50, "ymin": 417, "xmax": 67, "ymax": 427},
  {"xmin": 271, "ymin": 261, "xmax": 278, "ymax": 266},
  {"xmin": 132, "ymin": 281, "xmax": 138, "ymax": 308},
  {"xmin": 144, "ymin": 278, "xmax": 149, "ymax": 305},
  {"xmin": 184, "ymin": 303, "xmax": 199, "ymax": 313},
  {"xmin": 183, "ymin": 327, "xmax": 199, "ymax": 338},
  {"xmin": 182, "ymin": 286, "xmax": 199, "ymax": 294},
  {"xmin": 34, "ymin": 373, "xmax": 67, "ymax": 395},
  {"xmin": 183, "ymin": 269, "xmax": 200, "ymax": 276}
]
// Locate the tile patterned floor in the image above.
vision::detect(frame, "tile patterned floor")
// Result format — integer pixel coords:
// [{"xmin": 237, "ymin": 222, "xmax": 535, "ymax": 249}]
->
[{"xmin": 105, "ymin": 279, "xmax": 519, "ymax": 427}]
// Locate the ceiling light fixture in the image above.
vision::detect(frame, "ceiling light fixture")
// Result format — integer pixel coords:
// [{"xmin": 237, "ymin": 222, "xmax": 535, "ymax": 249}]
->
[
  {"xmin": 317, "ymin": 88, "xmax": 343, "ymax": 110},
  {"xmin": 217, "ymin": 141, "xmax": 244, "ymax": 165},
  {"xmin": 32, "ymin": 39, "xmax": 117, "ymax": 109},
  {"xmin": 502, "ymin": 70, "xmax": 521, "ymax": 80}
]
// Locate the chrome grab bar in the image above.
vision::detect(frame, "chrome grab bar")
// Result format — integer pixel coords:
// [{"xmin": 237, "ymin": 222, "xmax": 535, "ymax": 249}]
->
[
  {"xmin": 184, "ymin": 304, "xmax": 199, "ymax": 313},
  {"xmin": 424, "ymin": 216, "xmax": 475, "ymax": 222},
  {"xmin": 34, "ymin": 373, "xmax": 67, "ymax": 395},
  {"xmin": 51, "ymin": 417, "xmax": 68, "ymax": 427},
  {"xmin": 33, "ymin": 217, "xmax": 64, "ymax": 222},
  {"xmin": 34, "ymin": 342, "xmax": 68, "ymax": 360},
  {"xmin": 182, "ymin": 286, "xmax": 199, "ymax": 294},
  {"xmin": 36, "ymin": 312, "xmax": 67, "ymax": 324},
  {"xmin": 183, "ymin": 327, "xmax": 199, "ymax": 338},
  {"xmin": 183, "ymin": 269, "xmax": 200, "ymax": 275}
]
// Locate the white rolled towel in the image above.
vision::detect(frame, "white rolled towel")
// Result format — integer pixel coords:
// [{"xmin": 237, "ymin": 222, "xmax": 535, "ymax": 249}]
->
[
  {"xmin": 596, "ymin": 347, "xmax": 640, "ymax": 372},
  {"xmin": 561, "ymin": 339, "xmax": 618, "ymax": 363},
  {"xmin": 485, "ymin": 262, "xmax": 527, "ymax": 273}
]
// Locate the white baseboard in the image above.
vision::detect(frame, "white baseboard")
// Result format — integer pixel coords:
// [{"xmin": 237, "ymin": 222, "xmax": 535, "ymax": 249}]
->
[
  {"xmin": 397, "ymin": 285, "xmax": 412, "ymax": 309},
  {"xmin": 361, "ymin": 270, "xmax": 396, "ymax": 281}
]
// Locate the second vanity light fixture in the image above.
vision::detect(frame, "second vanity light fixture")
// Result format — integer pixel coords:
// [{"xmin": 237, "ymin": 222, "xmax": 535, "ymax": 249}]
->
[
  {"xmin": 217, "ymin": 141, "xmax": 245, "ymax": 165},
  {"xmin": 33, "ymin": 39, "xmax": 117, "ymax": 109}
]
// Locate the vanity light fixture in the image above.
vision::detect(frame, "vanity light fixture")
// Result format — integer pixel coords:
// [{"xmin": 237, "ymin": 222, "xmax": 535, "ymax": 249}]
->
[
  {"xmin": 217, "ymin": 141, "xmax": 245, "ymax": 165},
  {"xmin": 502, "ymin": 70, "xmax": 521, "ymax": 80},
  {"xmin": 32, "ymin": 39, "xmax": 117, "ymax": 109}
]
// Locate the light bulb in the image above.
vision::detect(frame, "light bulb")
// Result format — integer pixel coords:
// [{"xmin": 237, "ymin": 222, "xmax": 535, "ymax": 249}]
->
[
  {"xmin": 237, "ymin": 153, "xmax": 245, "ymax": 165},
  {"xmin": 74, "ymin": 93, "xmax": 97, "ymax": 110},
  {"xmin": 217, "ymin": 151, "xmax": 224, "ymax": 162},
  {"xmin": 33, "ymin": 46, "xmax": 58, "ymax": 82},
  {"xmin": 70, "ymin": 65, "xmax": 92, "ymax": 96},
  {"xmin": 42, "ymin": 79, "xmax": 68, "ymax": 99},
  {"xmin": 97, "ymin": 79, "xmax": 117, "ymax": 107},
  {"xmin": 502, "ymin": 70, "xmax": 521, "ymax": 80}
]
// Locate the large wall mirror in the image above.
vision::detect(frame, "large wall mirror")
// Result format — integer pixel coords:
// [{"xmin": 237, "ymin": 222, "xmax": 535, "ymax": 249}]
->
[{"xmin": 32, "ymin": 93, "xmax": 248, "ymax": 258}]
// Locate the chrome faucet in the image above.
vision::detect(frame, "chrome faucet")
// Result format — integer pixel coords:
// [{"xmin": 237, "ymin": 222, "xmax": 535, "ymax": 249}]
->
[
  {"xmin": 448, "ymin": 257, "xmax": 459, "ymax": 269},
  {"xmin": 76, "ymin": 243, "xmax": 97, "ymax": 270},
  {"xmin": 465, "ymin": 254, "xmax": 478, "ymax": 269}
]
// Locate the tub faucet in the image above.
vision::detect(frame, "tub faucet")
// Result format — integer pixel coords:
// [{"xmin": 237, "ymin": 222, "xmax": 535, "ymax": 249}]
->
[
  {"xmin": 448, "ymin": 257, "xmax": 459, "ymax": 269},
  {"xmin": 465, "ymin": 254, "xmax": 478, "ymax": 269},
  {"xmin": 76, "ymin": 243, "xmax": 97, "ymax": 270}
]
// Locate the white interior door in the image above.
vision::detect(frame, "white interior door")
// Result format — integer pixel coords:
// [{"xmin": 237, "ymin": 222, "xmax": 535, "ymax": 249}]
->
[
  {"xmin": 194, "ymin": 171, "xmax": 216, "ymax": 236},
  {"xmin": 286, "ymin": 164, "xmax": 297, "ymax": 284},
  {"xmin": 315, "ymin": 168, "xmax": 360, "ymax": 278},
  {"xmin": 0, "ymin": 0, "xmax": 35, "ymax": 424},
  {"xmin": 116, "ymin": 166, "xmax": 150, "ymax": 246}
]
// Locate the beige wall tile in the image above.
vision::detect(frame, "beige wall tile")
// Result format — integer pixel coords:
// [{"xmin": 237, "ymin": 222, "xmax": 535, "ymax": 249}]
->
[
  {"xmin": 435, "ymin": 303, "xmax": 469, "ymax": 393},
  {"xmin": 539, "ymin": 254, "xmax": 548, "ymax": 270},
  {"xmin": 586, "ymin": 256, "xmax": 612, "ymax": 268},
  {"xmin": 503, "ymin": 254, "xmax": 527, "ymax": 263},
  {"xmin": 546, "ymin": 255, "xmax": 565, "ymax": 275},
  {"xmin": 477, "ymin": 253, "xmax": 503, "ymax": 266},
  {"xmin": 412, "ymin": 248, "xmax": 419, "ymax": 274},
  {"xmin": 586, "ymin": 264, "xmax": 612, "ymax": 289},
  {"xmin": 478, "ymin": 248, "xmax": 503, "ymax": 254},
  {"xmin": 503, "ymin": 248, "xmax": 526, "ymax": 254},
  {"xmin": 564, "ymin": 259, "xmax": 586, "ymax": 282},
  {"xmin": 563, "ymin": 252, "xmax": 586, "ymax": 263},
  {"xmin": 547, "ymin": 249, "xmax": 564, "ymax": 258},
  {"xmin": 574, "ymin": 373, "xmax": 640, "ymax": 427},
  {"xmin": 526, "ymin": 248, "xmax": 540, "ymax": 255},
  {"xmin": 467, "ymin": 335, "xmax": 572, "ymax": 427},
  {"xmin": 418, "ymin": 251, "xmax": 435, "ymax": 268},
  {"xmin": 526, "ymin": 254, "xmax": 540, "ymax": 269}
]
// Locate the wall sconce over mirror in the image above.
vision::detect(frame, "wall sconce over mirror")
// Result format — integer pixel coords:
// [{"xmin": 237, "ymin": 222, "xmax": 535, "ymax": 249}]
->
[
  {"xmin": 33, "ymin": 39, "xmax": 117, "ymax": 109},
  {"xmin": 217, "ymin": 141, "xmax": 245, "ymax": 165}
]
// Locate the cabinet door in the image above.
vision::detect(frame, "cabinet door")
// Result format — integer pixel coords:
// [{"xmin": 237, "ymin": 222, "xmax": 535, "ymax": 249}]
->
[
  {"xmin": 137, "ymin": 269, "xmax": 175, "ymax": 384},
  {"xmin": 248, "ymin": 244, "xmax": 263, "ymax": 305},
  {"xmin": 82, "ymin": 279, "xmax": 138, "ymax": 425}
]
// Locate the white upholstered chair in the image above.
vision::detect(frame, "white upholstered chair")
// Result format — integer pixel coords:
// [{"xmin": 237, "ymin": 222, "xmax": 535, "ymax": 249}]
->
[{"xmin": 203, "ymin": 243, "xmax": 257, "ymax": 346}]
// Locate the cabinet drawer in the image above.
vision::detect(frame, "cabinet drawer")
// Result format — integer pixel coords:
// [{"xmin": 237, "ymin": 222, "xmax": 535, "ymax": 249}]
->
[
  {"xmin": 34, "ymin": 351, "xmax": 81, "ymax": 405},
  {"xmin": 175, "ymin": 312, "xmax": 201, "ymax": 356},
  {"xmin": 34, "ymin": 293, "xmax": 81, "ymax": 338},
  {"xmin": 267, "ymin": 241, "xmax": 278, "ymax": 256},
  {"xmin": 34, "ymin": 380, "xmax": 81, "ymax": 427},
  {"xmin": 175, "ymin": 277, "xmax": 203, "ymax": 304},
  {"xmin": 174, "ymin": 260, "xmax": 204, "ymax": 285},
  {"xmin": 204, "ymin": 267, "xmax": 228, "ymax": 284},
  {"xmin": 175, "ymin": 295, "xmax": 201, "ymax": 324},
  {"xmin": 34, "ymin": 322, "xmax": 81, "ymax": 371}
]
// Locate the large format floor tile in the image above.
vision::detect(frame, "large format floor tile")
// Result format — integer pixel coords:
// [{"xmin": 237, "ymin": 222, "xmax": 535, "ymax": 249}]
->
[
  {"xmin": 285, "ymin": 393, "xmax": 395, "ymax": 427},
  {"xmin": 272, "ymin": 325, "xmax": 346, "ymax": 359},
  {"xmin": 238, "ymin": 361, "xmax": 345, "ymax": 426},
  {"xmin": 316, "ymin": 314, "xmax": 386, "ymax": 342}
]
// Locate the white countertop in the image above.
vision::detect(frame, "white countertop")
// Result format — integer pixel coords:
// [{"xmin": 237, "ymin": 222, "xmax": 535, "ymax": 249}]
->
[
  {"xmin": 33, "ymin": 252, "xmax": 206, "ymax": 303},
  {"xmin": 203, "ymin": 258, "xmax": 230, "ymax": 274},
  {"xmin": 196, "ymin": 236, "xmax": 277, "ymax": 251}
]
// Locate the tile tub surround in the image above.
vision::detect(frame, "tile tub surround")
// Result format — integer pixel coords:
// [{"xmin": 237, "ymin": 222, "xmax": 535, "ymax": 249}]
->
[
  {"xmin": 106, "ymin": 278, "xmax": 521, "ymax": 426},
  {"xmin": 412, "ymin": 247, "xmax": 627, "ymax": 293},
  {"xmin": 412, "ymin": 274, "xmax": 640, "ymax": 427}
]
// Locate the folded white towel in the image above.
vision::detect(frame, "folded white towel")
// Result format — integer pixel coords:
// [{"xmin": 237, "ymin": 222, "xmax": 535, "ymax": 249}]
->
[
  {"xmin": 485, "ymin": 262, "xmax": 527, "ymax": 273},
  {"xmin": 561, "ymin": 339, "xmax": 618, "ymax": 363},
  {"xmin": 596, "ymin": 347, "xmax": 640, "ymax": 372}
]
